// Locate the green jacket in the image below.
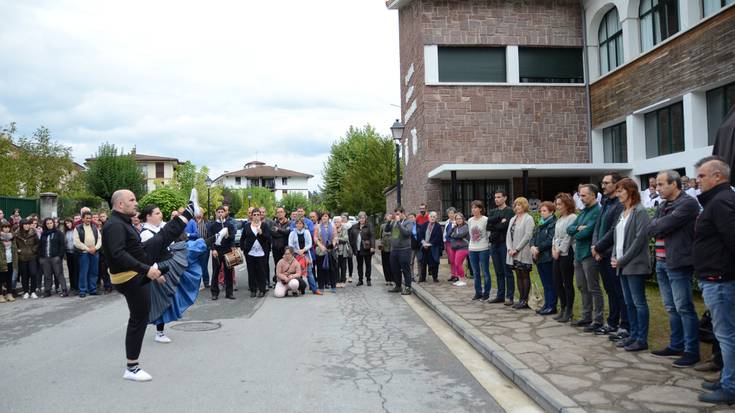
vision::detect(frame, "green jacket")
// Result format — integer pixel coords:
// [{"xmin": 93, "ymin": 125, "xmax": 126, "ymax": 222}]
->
[
  {"xmin": 14, "ymin": 228, "xmax": 38, "ymax": 262},
  {"xmin": 0, "ymin": 240, "xmax": 18, "ymax": 273},
  {"xmin": 566, "ymin": 203, "xmax": 601, "ymax": 262}
]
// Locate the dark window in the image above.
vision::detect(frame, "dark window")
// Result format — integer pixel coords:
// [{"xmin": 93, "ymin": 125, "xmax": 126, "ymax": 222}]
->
[
  {"xmin": 519, "ymin": 48, "xmax": 584, "ymax": 83},
  {"xmin": 703, "ymin": 0, "xmax": 735, "ymax": 17},
  {"xmin": 644, "ymin": 102, "xmax": 685, "ymax": 158},
  {"xmin": 640, "ymin": 0, "xmax": 679, "ymax": 51},
  {"xmin": 235, "ymin": 177, "xmax": 241, "ymax": 185},
  {"xmin": 282, "ymin": 177, "xmax": 288, "ymax": 186},
  {"xmin": 440, "ymin": 180, "xmax": 509, "ymax": 219},
  {"xmin": 438, "ymin": 47, "xmax": 506, "ymax": 83},
  {"xmin": 706, "ymin": 81, "xmax": 735, "ymax": 145},
  {"xmin": 155, "ymin": 162, "xmax": 164, "ymax": 179},
  {"xmin": 249, "ymin": 178, "xmax": 259, "ymax": 187},
  {"xmin": 603, "ymin": 122, "xmax": 628, "ymax": 163},
  {"xmin": 599, "ymin": 7, "xmax": 623, "ymax": 74}
]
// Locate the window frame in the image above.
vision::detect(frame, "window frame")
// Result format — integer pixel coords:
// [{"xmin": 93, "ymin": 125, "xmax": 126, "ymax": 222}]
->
[
  {"xmin": 706, "ymin": 81, "xmax": 735, "ymax": 145},
  {"xmin": 599, "ymin": 8, "xmax": 624, "ymax": 75},
  {"xmin": 518, "ymin": 47, "xmax": 584, "ymax": 84},
  {"xmin": 602, "ymin": 122, "xmax": 628, "ymax": 163},
  {"xmin": 640, "ymin": 0, "xmax": 679, "ymax": 52},
  {"xmin": 155, "ymin": 162, "xmax": 165, "ymax": 179},
  {"xmin": 437, "ymin": 46, "xmax": 507, "ymax": 83},
  {"xmin": 703, "ymin": 0, "xmax": 735, "ymax": 17},
  {"xmin": 644, "ymin": 102, "xmax": 685, "ymax": 158}
]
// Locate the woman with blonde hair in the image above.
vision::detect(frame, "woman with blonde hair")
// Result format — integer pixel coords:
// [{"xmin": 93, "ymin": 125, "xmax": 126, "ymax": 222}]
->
[{"xmin": 506, "ymin": 197, "xmax": 536, "ymax": 309}]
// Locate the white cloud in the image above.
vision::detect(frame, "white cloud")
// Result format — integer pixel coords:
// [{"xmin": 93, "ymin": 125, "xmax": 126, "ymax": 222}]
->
[{"xmin": 0, "ymin": 0, "xmax": 401, "ymax": 191}]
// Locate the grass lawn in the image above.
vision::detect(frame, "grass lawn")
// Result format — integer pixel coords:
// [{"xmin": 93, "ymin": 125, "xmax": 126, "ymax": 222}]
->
[{"xmin": 441, "ymin": 259, "xmax": 711, "ymax": 359}]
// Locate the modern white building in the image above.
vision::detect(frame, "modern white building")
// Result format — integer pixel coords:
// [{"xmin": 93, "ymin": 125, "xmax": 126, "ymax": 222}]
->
[
  {"xmin": 84, "ymin": 152, "xmax": 181, "ymax": 193},
  {"xmin": 214, "ymin": 161, "xmax": 312, "ymax": 201}
]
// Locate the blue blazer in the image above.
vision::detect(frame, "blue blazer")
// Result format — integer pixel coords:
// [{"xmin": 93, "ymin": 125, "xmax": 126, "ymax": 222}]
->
[{"xmin": 417, "ymin": 222, "xmax": 444, "ymax": 263}]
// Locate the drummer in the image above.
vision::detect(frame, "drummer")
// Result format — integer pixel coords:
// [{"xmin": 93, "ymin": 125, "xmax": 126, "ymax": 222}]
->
[{"xmin": 208, "ymin": 206, "xmax": 237, "ymax": 300}]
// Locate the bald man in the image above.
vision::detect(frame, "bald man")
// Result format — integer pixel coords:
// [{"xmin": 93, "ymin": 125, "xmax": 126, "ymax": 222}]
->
[{"xmin": 102, "ymin": 189, "xmax": 198, "ymax": 382}]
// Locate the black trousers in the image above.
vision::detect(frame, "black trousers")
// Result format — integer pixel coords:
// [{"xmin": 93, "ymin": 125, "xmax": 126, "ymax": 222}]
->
[
  {"xmin": 246, "ymin": 254, "xmax": 267, "ymax": 293},
  {"xmin": 264, "ymin": 250, "xmax": 271, "ymax": 287},
  {"xmin": 380, "ymin": 251, "xmax": 392, "ymax": 282},
  {"xmin": 598, "ymin": 256, "xmax": 628, "ymax": 330},
  {"xmin": 419, "ymin": 249, "xmax": 439, "ymax": 281},
  {"xmin": 389, "ymin": 249, "xmax": 412, "ymax": 288},
  {"xmin": 316, "ymin": 254, "xmax": 337, "ymax": 290},
  {"xmin": 0, "ymin": 263, "xmax": 12, "ymax": 294},
  {"xmin": 338, "ymin": 256, "xmax": 348, "ymax": 283},
  {"xmin": 115, "ymin": 274, "xmax": 150, "ymax": 361},
  {"xmin": 66, "ymin": 252, "xmax": 78, "ymax": 291},
  {"xmin": 356, "ymin": 254, "xmax": 372, "ymax": 282},
  {"xmin": 347, "ymin": 255, "xmax": 353, "ymax": 277},
  {"xmin": 553, "ymin": 254, "xmax": 575, "ymax": 311},
  {"xmin": 19, "ymin": 260, "xmax": 38, "ymax": 293},
  {"xmin": 211, "ymin": 252, "xmax": 233, "ymax": 296}
]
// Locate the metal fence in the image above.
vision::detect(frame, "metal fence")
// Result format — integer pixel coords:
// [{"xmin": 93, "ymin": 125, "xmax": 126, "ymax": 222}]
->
[{"xmin": 0, "ymin": 196, "xmax": 38, "ymax": 217}]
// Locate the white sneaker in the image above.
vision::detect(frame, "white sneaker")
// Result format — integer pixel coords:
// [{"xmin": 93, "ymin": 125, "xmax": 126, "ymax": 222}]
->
[
  {"xmin": 23, "ymin": 292, "xmax": 29, "ymax": 299},
  {"xmin": 453, "ymin": 281, "xmax": 467, "ymax": 287},
  {"xmin": 154, "ymin": 333, "xmax": 171, "ymax": 343},
  {"xmin": 30, "ymin": 292, "xmax": 38, "ymax": 299},
  {"xmin": 123, "ymin": 368, "xmax": 152, "ymax": 382}
]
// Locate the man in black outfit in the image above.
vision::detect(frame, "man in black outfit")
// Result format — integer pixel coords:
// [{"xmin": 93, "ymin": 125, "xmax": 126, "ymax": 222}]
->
[
  {"xmin": 102, "ymin": 189, "xmax": 195, "ymax": 382},
  {"xmin": 208, "ymin": 206, "xmax": 237, "ymax": 300}
]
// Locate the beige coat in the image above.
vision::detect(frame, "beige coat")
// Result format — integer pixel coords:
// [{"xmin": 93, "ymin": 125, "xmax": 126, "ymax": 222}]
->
[{"xmin": 506, "ymin": 213, "xmax": 535, "ymax": 265}]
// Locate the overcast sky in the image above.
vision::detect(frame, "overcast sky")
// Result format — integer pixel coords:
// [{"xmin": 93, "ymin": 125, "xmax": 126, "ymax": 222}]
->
[{"xmin": 0, "ymin": 0, "xmax": 400, "ymax": 190}]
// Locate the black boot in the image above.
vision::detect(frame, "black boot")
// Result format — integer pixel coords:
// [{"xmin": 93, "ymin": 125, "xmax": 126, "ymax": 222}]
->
[
  {"xmin": 552, "ymin": 307, "xmax": 566, "ymax": 321},
  {"xmin": 557, "ymin": 307, "xmax": 572, "ymax": 323}
]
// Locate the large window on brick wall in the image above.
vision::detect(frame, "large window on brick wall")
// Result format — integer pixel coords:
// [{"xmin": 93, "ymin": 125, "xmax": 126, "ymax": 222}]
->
[
  {"xmin": 645, "ymin": 102, "xmax": 685, "ymax": 158},
  {"xmin": 599, "ymin": 7, "xmax": 623, "ymax": 75},
  {"xmin": 703, "ymin": 0, "xmax": 735, "ymax": 17},
  {"xmin": 706, "ymin": 81, "xmax": 735, "ymax": 145},
  {"xmin": 438, "ymin": 47, "xmax": 506, "ymax": 82},
  {"xmin": 640, "ymin": 0, "xmax": 679, "ymax": 52},
  {"xmin": 518, "ymin": 47, "xmax": 584, "ymax": 83},
  {"xmin": 441, "ymin": 180, "xmax": 509, "ymax": 219},
  {"xmin": 603, "ymin": 122, "xmax": 628, "ymax": 163}
]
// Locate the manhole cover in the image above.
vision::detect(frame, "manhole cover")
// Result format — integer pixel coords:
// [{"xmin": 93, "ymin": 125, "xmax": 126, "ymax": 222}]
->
[{"xmin": 170, "ymin": 321, "xmax": 221, "ymax": 332}]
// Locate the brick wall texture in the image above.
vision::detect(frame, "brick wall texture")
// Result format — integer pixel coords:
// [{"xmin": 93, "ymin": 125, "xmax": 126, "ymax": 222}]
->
[
  {"xmin": 395, "ymin": 0, "xmax": 589, "ymax": 214},
  {"xmin": 590, "ymin": 6, "xmax": 735, "ymax": 127}
]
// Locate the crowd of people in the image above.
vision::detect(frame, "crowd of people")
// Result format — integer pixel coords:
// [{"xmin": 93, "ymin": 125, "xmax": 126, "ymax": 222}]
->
[{"xmin": 1, "ymin": 156, "xmax": 733, "ymax": 403}]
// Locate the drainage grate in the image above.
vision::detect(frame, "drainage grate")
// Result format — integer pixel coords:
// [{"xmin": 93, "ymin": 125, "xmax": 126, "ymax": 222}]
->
[{"xmin": 170, "ymin": 321, "xmax": 222, "ymax": 332}]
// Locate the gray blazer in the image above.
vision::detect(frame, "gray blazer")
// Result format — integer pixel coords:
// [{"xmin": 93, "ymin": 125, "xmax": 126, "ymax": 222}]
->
[{"xmin": 612, "ymin": 203, "xmax": 651, "ymax": 276}]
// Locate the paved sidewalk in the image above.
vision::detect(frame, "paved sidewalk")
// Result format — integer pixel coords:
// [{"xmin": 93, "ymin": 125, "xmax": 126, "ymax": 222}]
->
[{"xmin": 412, "ymin": 280, "xmax": 735, "ymax": 413}]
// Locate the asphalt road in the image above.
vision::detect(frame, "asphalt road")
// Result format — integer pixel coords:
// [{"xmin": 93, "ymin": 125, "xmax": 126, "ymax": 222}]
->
[{"xmin": 0, "ymin": 262, "xmax": 522, "ymax": 413}]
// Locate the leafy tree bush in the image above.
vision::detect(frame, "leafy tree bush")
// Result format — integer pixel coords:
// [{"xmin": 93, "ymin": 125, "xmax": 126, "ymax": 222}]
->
[
  {"xmin": 138, "ymin": 188, "xmax": 187, "ymax": 221},
  {"xmin": 86, "ymin": 143, "xmax": 146, "ymax": 204}
]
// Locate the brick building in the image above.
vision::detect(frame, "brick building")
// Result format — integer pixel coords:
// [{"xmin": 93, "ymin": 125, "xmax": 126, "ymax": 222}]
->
[{"xmin": 386, "ymin": 0, "xmax": 735, "ymax": 216}]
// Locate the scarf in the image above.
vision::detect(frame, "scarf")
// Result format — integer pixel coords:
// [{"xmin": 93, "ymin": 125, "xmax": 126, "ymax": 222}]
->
[
  {"xmin": 1, "ymin": 232, "xmax": 12, "ymax": 250},
  {"xmin": 320, "ymin": 222, "xmax": 333, "ymax": 269}
]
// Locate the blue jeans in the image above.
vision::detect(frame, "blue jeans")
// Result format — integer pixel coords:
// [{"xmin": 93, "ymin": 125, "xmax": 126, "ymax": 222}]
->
[
  {"xmin": 199, "ymin": 247, "xmax": 211, "ymax": 286},
  {"xmin": 490, "ymin": 243, "xmax": 514, "ymax": 299},
  {"xmin": 537, "ymin": 261, "xmax": 556, "ymax": 309},
  {"xmin": 620, "ymin": 274, "xmax": 649, "ymax": 344},
  {"xmin": 700, "ymin": 281, "xmax": 735, "ymax": 394},
  {"xmin": 78, "ymin": 253, "xmax": 99, "ymax": 294},
  {"xmin": 469, "ymin": 249, "xmax": 491, "ymax": 297},
  {"xmin": 306, "ymin": 260, "xmax": 318, "ymax": 292},
  {"xmin": 656, "ymin": 262, "xmax": 699, "ymax": 355}
]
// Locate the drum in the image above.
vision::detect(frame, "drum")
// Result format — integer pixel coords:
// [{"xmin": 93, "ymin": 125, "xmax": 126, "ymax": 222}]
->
[{"xmin": 224, "ymin": 249, "xmax": 245, "ymax": 269}]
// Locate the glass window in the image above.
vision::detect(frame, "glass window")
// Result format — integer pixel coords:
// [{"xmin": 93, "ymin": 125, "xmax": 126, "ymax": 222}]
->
[
  {"xmin": 599, "ymin": 8, "xmax": 623, "ymax": 74},
  {"xmin": 703, "ymin": 0, "xmax": 735, "ymax": 17},
  {"xmin": 644, "ymin": 102, "xmax": 685, "ymax": 158},
  {"xmin": 640, "ymin": 0, "xmax": 679, "ymax": 52},
  {"xmin": 706, "ymin": 81, "xmax": 735, "ymax": 145},
  {"xmin": 282, "ymin": 177, "xmax": 288, "ymax": 185},
  {"xmin": 440, "ymin": 180, "xmax": 508, "ymax": 219},
  {"xmin": 155, "ymin": 162, "xmax": 164, "ymax": 179},
  {"xmin": 438, "ymin": 47, "xmax": 506, "ymax": 82},
  {"xmin": 518, "ymin": 47, "xmax": 584, "ymax": 83},
  {"xmin": 235, "ymin": 177, "xmax": 241, "ymax": 185},
  {"xmin": 603, "ymin": 122, "xmax": 628, "ymax": 163}
]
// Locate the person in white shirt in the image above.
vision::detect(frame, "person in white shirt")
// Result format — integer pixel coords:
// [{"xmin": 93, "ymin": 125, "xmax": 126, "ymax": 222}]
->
[{"xmin": 641, "ymin": 177, "xmax": 662, "ymax": 208}]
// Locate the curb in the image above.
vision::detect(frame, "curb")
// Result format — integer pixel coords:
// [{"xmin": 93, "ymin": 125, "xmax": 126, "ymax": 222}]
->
[{"xmin": 411, "ymin": 283, "xmax": 585, "ymax": 413}]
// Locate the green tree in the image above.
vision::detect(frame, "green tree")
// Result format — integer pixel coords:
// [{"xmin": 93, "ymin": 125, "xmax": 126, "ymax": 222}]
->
[
  {"xmin": 171, "ymin": 161, "xmax": 197, "ymax": 196},
  {"xmin": 86, "ymin": 143, "xmax": 147, "ymax": 205},
  {"xmin": 138, "ymin": 188, "xmax": 187, "ymax": 221},
  {"xmin": 12, "ymin": 126, "xmax": 75, "ymax": 197},
  {"xmin": 0, "ymin": 123, "xmax": 21, "ymax": 196},
  {"xmin": 321, "ymin": 125, "xmax": 396, "ymax": 215},
  {"xmin": 278, "ymin": 193, "xmax": 311, "ymax": 214},
  {"xmin": 233, "ymin": 187, "xmax": 276, "ymax": 218}
]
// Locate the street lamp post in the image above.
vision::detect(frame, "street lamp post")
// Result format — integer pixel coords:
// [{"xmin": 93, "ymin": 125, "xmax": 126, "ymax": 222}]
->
[
  {"xmin": 390, "ymin": 119, "xmax": 405, "ymax": 207},
  {"xmin": 247, "ymin": 192, "xmax": 252, "ymax": 208},
  {"xmin": 205, "ymin": 176, "xmax": 213, "ymax": 220}
]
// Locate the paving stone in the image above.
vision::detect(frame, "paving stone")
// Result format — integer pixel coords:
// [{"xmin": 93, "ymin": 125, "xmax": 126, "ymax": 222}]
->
[
  {"xmin": 545, "ymin": 374, "xmax": 593, "ymax": 391},
  {"xmin": 599, "ymin": 360, "xmax": 628, "ymax": 368},
  {"xmin": 599, "ymin": 383, "xmax": 633, "ymax": 393},
  {"xmin": 496, "ymin": 321, "xmax": 530, "ymax": 329},
  {"xmin": 559, "ymin": 364, "xmax": 597, "ymax": 374},
  {"xmin": 512, "ymin": 333, "xmax": 533, "ymax": 341},
  {"xmin": 539, "ymin": 337, "xmax": 576, "ymax": 349},
  {"xmin": 573, "ymin": 390, "xmax": 610, "ymax": 405},
  {"xmin": 585, "ymin": 372, "xmax": 602, "ymax": 381},
  {"xmin": 547, "ymin": 351, "xmax": 587, "ymax": 365},
  {"xmin": 537, "ymin": 327, "xmax": 573, "ymax": 338},
  {"xmin": 628, "ymin": 385, "xmax": 709, "ymax": 407},
  {"xmin": 620, "ymin": 401, "xmax": 643, "ymax": 411},
  {"xmin": 521, "ymin": 316, "xmax": 543, "ymax": 323},
  {"xmin": 643, "ymin": 403, "xmax": 701, "ymax": 413},
  {"xmin": 516, "ymin": 352, "xmax": 551, "ymax": 373},
  {"xmin": 505, "ymin": 341, "xmax": 549, "ymax": 355},
  {"xmin": 493, "ymin": 335, "xmax": 515, "ymax": 345},
  {"xmin": 636, "ymin": 362, "xmax": 669, "ymax": 372}
]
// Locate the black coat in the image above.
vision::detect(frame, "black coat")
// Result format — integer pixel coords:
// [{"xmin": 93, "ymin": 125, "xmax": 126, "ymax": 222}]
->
[
  {"xmin": 270, "ymin": 219, "xmax": 291, "ymax": 251},
  {"xmin": 713, "ymin": 105, "xmax": 735, "ymax": 183},
  {"xmin": 348, "ymin": 223, "xmax": 375, "ymax": 256},
  {"xmin": 240, "ymin": 221, "xmax": 272, "ymax": 255},
  {"xmin": 694, "ymin": 183, "xmax": 735, "ymax": 282},
  {"xmin": 208, "ymin": 220, "xmax": 237, "ymax": 253},
  {"xmin": 39, "ymin": 229, "xmax": 65, "ymax": 258},
  {"xmin": 648, "ymin": 191, "xmax": 699, "ymax": 271}
]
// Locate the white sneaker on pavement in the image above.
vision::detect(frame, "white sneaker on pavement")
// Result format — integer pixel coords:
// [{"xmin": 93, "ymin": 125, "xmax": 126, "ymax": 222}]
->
[
  {"xmin": 123, "ymin": 368, "xmax": 152, "ymax": 382},
  {"xmin": 23, "ymin": 292, "xmax": 29, "ymax": 299},
  {"xmin": 30, "ymin": 292, "xmax": 38, "ymax": 299},
  {"xmin": 453, "ymin": 281, "xmax": 467, "ymax": 287},
  {"xmin": 154, "ymin": 332, "xmax": 171, "ymax": 343}
]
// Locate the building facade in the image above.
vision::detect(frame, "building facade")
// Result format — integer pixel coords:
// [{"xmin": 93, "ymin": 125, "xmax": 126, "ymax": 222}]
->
[
  {"xmin": 214, "ymin": 161, "xmax": 312, "ymax": 201},
  {"xmin": 84, "ymin": 152, "xmax": 181, "ymax": 194},
  {"xmin": 387, "ymin": 0, "xmax": 735, "ymax": 216}
]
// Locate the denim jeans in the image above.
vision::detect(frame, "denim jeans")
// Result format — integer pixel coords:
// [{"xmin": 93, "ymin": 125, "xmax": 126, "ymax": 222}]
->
[
  {"xmin": 700, "ymin": 281, "xmax": 735, "ymax": 394},
  {"xmin": 306, "ymin": 261, "xmax": 318, "ymax": 292},
  {"xmin": 77, "ymin": 253, "xmax": 99, "ymax": 294},
  {"xmin": 537, "ymin": 261, "xmax": 556, "ymax": 309},
  {"xmin": 490, "ymin": 243, "xmax": 514, "ymax": 299},
  {"xmin": 599, "ymin": 256, "xmax": 627, "ymax": 330},
  {"xmin": 620, "ymin": 274, "xmax": 649, "ymax": 345},
  {"xmin": 199, "ymin": 247, "xmax": 211, "ymax": 286},
  {"xmin": 469, "ymin": 249, "xmax": 491, "ymax": 297},
  {"xmin": 656, "ymin": 262, "xmax": 699, "ymax": 355}
]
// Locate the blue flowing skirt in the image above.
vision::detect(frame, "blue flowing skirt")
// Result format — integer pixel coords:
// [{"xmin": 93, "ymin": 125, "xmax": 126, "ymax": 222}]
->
[{"xmin": 149, "ymin": 239, "xmax": 206, "ymax": 325}]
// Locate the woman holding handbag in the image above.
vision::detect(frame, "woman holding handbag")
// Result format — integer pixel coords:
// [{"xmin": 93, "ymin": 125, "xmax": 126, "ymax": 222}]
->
[
  {"xmin": 314, "ymin": 212, "xmax": 338, "ymax": 293},
  {"xmin": 349, "ymin": 211, "xmax": 375, "ymax": 286}
]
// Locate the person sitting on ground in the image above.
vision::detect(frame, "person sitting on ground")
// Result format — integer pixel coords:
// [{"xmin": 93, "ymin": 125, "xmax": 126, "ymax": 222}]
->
[{"xmin": 274, "ymin": 246, "xmax": 306, "ymax": 297}]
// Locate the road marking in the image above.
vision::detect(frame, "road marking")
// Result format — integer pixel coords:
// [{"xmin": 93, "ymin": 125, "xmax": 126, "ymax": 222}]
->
[{"xmin": 403, "ymin": 294, "xmax": 543, "ymax": 413}]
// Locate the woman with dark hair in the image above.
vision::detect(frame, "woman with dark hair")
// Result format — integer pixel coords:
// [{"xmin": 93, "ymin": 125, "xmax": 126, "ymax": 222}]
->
[
  {"xmin": 468, "ymin": 200, "xmax": 491, "ymax": 301},
  {"xmin": 349, "ymin": 211, "xmax": 375, "ymax": 286},
  {"xmin": 314, "ymin": 211, "xmax": 337, "ymax": 293},
  {"xmin": 39, "ymin": 217, "xmax": 67, "ymax": 297},
  {"xmin": 241, "ymin": 208, "xmax": 271, "ymax": 298},
  {"xmin": 553, "ymin": 193, "xmax": 577, "ymax": 323},
  {"xmin": 15, "ymin": 218, "xmax": 39, "ymax": 299},
  {"xmin": 0, "ymin": 221, "xmax": 17, "ymax": 302},
  {"xmin": 507, "ymin": 197, "xmax": 536, "ymax": 309},
  {"xmin": 449, "ymin": 212, "xmax": 469, "ymax": 287},
  {"xmin": 139, "ymin": 205, "xmax": 172, "ymax": 343},
  {"xmin": 612, "ymin": 178, "xmax": 651, "ymax": 352},
  {"xmin": 532, "ymin": 201, "xmax": 557, "ymax": 315},
  {"xmin": 62, "ymin": 219, "xmax": 79, "ymax": 293}
]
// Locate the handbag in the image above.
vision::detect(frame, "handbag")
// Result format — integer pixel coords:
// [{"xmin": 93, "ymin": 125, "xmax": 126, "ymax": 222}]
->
[{"xmin": 528, "ymin": 279, "xmax": 544, "ymax": 311}]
